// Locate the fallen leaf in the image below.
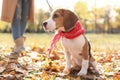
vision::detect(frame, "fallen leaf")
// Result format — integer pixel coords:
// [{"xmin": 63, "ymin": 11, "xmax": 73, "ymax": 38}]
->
[
  {"xmin": 113, "ymin": 74, "xmax": 119, "ymax": 80},
  {"xmin": 40, "ymin": 70, "xmax": 50, "ymax": 80},
  {"xmin": 0, "ymin": 67, "xmax": 5, "ymax": 73}
]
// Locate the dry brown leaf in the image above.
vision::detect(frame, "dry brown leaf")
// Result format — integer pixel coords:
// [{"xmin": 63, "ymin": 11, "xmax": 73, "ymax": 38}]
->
[
  {"xmin": 113, "ymin": 74, "xmax": 119, "ymax": 80},
  {"xmin": 0, "ymin": 67, "xmax": 6, "ymax": 73},
  {"xmin": 51, "ymin": 62, "xmax": 60, "ymax": 72},
  {"xmin": 40, "ymin": 70, "xmax": 50, "ymax": 80},
  {"xmin": 9, "ymin": 71, "xmax": 16, "ymax": 75},
  {"xmin": 50, "ymin": 50, "xmax": 60, "ymax": 60},
  {"xmin": 20, "ymin": 51, "xmax": 27, "ymax": 56},
  {"xmin": 38, "ymin": 54, "xmax": 45, "ymax": 61},
  {"xmin": 0, "ymin": 61, "xmax": 6, "ymax": 66},
  {"xmin": 31, "ymin": 46, "xmax": 45, "ymax": 53},
  {"xmin": 106, "ymin": 53, "xmax": 112, "ymax": 62},
  {"xmin": 113, "ymin": 72, "xmax": 120, "ymax": 80}
]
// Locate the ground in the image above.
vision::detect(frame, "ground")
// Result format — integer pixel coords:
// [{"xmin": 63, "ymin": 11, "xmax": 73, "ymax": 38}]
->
[{"xmin": 0, "ymin": 33, "xmax": 120, "ymax": 80}]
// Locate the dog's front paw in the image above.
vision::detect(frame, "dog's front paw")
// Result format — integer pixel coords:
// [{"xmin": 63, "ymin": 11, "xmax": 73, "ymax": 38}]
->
[{"xmin": 77, "ymin": 70, "xmax": 87, "ymax": 76}]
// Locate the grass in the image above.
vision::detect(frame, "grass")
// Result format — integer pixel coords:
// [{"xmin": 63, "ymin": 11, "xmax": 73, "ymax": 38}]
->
[
  {"xmin": 86, "ymin": 33, "xmax": 120, "ymax": 51},
  {"xmin": 0, "ymin": 33, "xmax": 120, "ymax": 51},
  {"xmin": 0, "ymin": 33, "xmax": 53, "ymax": 48}
]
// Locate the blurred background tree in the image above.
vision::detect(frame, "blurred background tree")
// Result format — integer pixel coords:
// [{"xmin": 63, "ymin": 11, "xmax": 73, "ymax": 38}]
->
[
  {"xmin": 26, "ymin": 9, "xmax": 50, "ymax": 33},
  {"xmin": 74, "ymin": 1, "xmax": 90, "ymax": 31},
  {"xmin": 114, "ymin": 8, "xmax": 120, "ymax": 32}
]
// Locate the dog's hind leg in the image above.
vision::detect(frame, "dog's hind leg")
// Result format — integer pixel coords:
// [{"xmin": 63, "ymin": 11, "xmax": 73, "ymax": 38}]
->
[
  {"xmin": 77, "ymin": 40, "xmax": 89, "ymax": 76},
  {"xmin": 88, "ymin": 42, "xmax": 101, "ymax": 75}
]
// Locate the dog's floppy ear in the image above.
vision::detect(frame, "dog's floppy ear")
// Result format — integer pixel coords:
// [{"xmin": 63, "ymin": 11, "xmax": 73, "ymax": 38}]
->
[{"xmin": 62, "ymin": 9, "xmax": 78, "ymax": 32}]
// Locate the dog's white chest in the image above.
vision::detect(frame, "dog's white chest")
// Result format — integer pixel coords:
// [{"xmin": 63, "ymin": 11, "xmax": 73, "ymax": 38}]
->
[{"xmin": 62, "ymin": 35, "xmax": 85, "ymax": 55}]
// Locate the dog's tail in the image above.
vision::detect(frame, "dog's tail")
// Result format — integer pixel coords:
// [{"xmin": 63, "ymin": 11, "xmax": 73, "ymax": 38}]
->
[{"xmin": 88, "ymin": 41, "xmax": 92, "ymax": 58}]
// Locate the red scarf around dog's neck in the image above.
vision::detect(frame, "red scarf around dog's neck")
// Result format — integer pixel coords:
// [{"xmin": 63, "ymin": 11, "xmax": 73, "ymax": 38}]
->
[{"xmin": 47, "ymin": 21, "xmax": 85, "ymax": 57}]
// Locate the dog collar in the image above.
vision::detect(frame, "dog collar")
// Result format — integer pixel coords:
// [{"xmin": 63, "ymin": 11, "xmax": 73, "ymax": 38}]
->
[{"xmin": 47, "ymin": 21, "xmax": 85, "ymax": 56}]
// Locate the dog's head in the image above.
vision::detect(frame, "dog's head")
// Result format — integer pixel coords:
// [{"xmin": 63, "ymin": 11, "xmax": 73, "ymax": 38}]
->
[{"xmin": 43, "ymin": 9, "xmax": 78, "ymax": 32}]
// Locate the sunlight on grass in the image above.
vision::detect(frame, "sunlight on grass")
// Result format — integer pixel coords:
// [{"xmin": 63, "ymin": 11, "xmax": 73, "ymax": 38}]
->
[
  {"xmin": 86, "ymin": 34, "xmax": 120, "ymax": 51},
  {"xmin": 25, "ymin": 33, "xmax": 54, "ymax": 47}
]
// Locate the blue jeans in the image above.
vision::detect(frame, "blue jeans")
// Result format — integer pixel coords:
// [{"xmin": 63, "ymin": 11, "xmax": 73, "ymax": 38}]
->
[{"xmin": 11, "ymin": 0, "xmax": 30, "ymax": 40}]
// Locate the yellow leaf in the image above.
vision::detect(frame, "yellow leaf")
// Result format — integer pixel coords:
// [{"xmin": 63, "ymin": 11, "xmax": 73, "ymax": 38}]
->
[{"xmin": 40, "ymin": 70, "xmax": 50, "ymax": 80}]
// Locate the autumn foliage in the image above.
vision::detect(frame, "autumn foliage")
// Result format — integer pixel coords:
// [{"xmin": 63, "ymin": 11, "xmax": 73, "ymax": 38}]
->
[{"xmin": 0, "ymin": 45, "xmax": 120, "ymax": 80}]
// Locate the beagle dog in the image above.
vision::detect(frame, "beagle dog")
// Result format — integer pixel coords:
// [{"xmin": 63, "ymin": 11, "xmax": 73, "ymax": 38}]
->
[{"xmin": 43, "ymin": 9, "xmax": 99, "ymax": 76}]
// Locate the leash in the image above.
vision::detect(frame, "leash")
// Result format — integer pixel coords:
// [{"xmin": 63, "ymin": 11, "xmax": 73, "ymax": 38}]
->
[
  {"xmin": 45, "ymin": 0, "xmax": 53, "ymax": 58},
  {"xmin": 46, "ymin": 0, "xmax": 53, "ymax": 12}
]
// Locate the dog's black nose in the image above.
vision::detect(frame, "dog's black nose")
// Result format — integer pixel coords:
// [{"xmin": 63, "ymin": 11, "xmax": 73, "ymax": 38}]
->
[{"xmin": 43, "ymin": 22, "xmax": 47, "ymax": 27}]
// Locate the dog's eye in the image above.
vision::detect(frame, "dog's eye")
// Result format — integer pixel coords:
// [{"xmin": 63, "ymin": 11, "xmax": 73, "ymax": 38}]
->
[{"xmin": 53, "ymin": 14, "xmax": 59, "ymax": 18}]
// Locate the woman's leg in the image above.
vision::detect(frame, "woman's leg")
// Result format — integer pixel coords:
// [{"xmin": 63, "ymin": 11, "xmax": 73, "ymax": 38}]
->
[
  {"xmin": 20, "ymin": 0, "xmax": 30, "ymax": 36},
  {"xmin": 11, "ymin": 0, "xmax": 25, "ymax": 55},
  {"xmin": 11, "ymin": 0, "xmax": 22, "ymax": 40}
]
